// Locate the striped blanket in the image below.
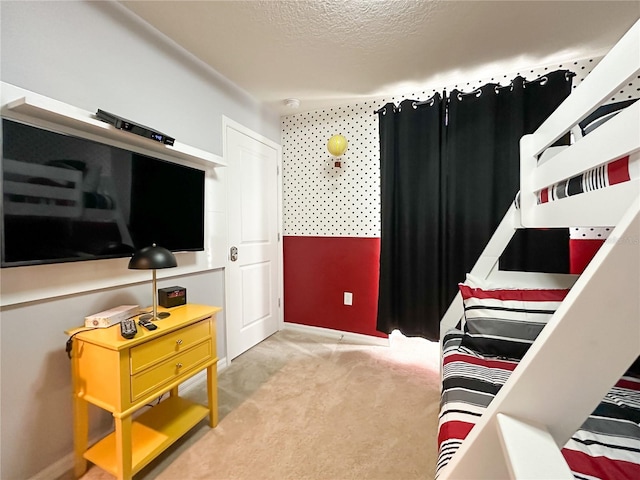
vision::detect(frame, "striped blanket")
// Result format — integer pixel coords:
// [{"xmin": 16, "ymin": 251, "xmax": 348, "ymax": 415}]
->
[{"xmin": 437, "ymin": 329, "xmax": 640, "ymax": 479}]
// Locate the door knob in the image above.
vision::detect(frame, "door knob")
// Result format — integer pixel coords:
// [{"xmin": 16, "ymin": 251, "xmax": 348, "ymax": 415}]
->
[{"xmin": 230, "ymin": 246, "xmax": 238, "ymax": 262}]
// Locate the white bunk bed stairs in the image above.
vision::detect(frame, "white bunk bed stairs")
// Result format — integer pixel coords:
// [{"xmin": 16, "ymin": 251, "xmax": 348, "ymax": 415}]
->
[{"xmin": 438, "ymin": 19, "xmax": 640, "ymax": 479}]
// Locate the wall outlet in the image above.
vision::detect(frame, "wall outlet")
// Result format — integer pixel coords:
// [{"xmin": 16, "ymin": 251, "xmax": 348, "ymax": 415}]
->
[{"xmin": 344, "ymin": 292, "xmax": 353, "ymax": 306}]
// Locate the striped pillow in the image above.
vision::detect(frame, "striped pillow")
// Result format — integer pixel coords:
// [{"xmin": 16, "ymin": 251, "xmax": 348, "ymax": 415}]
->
[{"xmin": 459, "ymin": 284, "xmax": 570, "ymax": 359}]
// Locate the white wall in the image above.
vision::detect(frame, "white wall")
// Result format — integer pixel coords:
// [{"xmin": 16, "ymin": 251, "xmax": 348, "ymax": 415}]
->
[{"xmin": 0, "ymin": 1, "xmax": 280, "ymax": 478}]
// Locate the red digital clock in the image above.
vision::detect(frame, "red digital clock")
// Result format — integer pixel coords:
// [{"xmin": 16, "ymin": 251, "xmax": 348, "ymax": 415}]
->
[{"xmin": 158, "ymin": 286, "xmax": 187, "ymax": 308}]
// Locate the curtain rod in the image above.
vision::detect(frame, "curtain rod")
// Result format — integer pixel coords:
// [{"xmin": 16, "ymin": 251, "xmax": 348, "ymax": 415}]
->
[
  {"xmin": 374, "ymin": 92, "xmax": 441, "ymax": 115},
  {"xmin": 457, "ymin": 71, "xmax": 576, "ymax": 99},
  {"xmin": 373, "ymin": 71, "xmax": 575, "ymax": 114}
]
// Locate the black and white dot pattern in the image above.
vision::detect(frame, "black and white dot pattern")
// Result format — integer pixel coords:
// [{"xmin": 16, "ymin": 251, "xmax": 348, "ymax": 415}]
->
[
  {"xmin": 570, "ymin": 227, "xmax": 612, "ymax": 240},
  {"xmin": 282, "ymin": 105, "xmax": 380, "ymax": 236},
  {"xmin": 281, "ymin": 55, "xmax": 640, "ymax": 237}
]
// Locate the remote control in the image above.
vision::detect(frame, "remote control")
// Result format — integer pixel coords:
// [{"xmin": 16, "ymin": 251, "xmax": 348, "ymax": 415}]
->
[
  {"xmin": 138, "ymin": 317, "xmax": 158, "ymax": 331},
  {"xmin": 120, "ymin": 318, "xmax": 137, "ymax": 339}
]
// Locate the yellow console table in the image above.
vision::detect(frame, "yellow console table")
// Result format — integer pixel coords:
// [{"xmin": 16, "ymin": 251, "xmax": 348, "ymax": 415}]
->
[{"xmin": 67, "ymin": 304, "xmax": 221, "ymax": 480}]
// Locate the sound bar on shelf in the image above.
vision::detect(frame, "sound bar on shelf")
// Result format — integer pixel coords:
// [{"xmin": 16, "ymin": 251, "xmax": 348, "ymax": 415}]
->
[{"xmin": 96, "ymin": 109, "xmax": 175, "ymax": 146}]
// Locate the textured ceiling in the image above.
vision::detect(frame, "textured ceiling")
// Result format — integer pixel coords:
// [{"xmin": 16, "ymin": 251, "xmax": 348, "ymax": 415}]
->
[{"xmin": 120, "ymin": 0, "xmax": 640, "ymax": 115}]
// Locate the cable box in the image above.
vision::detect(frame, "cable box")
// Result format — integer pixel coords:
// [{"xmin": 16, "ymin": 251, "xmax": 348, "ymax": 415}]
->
[
  {"xmin": 85, "ymin": 305, "xmax": 140, "ymax": 328},
  {"xmin": 96, "ymin": 109, "xmax": 175, "ymax": 145}
]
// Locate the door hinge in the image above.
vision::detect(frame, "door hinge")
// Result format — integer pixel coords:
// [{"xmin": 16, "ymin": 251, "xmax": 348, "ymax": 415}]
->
[
  {"xmin": 278, "ymin": 233, "xmax": 281, "ymax": 241},
  {"xmin": 278, "ymin": 298, "xmax": 281, "ymax": 307},
  {"xmin": 277, "ymin": 165, "xmax": 280, "ymax": 175}
]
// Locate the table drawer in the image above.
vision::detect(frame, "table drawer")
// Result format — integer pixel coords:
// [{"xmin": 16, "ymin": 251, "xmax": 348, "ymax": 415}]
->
[
  {"xmin": 130, "ymin": 318, "xmax": 211, "ymax": 374},
  {"xmin": 130, "ymin": 340, "xmax": 212, "ymax": 401}
]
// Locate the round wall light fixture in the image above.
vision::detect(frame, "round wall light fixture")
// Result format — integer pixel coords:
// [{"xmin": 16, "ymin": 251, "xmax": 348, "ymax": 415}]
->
[
  {"xmin": 327, "ymin": 134, "xmax": 348, "ymax": 157},
  {"xmin": 328, "ymin": 134, "xmax": 348, "ymax": 167}
]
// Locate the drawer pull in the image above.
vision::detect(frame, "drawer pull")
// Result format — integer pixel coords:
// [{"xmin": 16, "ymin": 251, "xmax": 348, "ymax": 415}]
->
[
  {"xmin": 176, "ymin": 339, "xmax": 183, "ymax": 345},
  {"xmin": 176, "ymin": 363, "xmax": 183, "ymax": 368}
]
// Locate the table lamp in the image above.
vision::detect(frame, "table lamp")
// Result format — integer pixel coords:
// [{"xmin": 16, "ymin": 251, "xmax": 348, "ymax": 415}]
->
[{"xmin": 128, "ymin": 244, "xmax": 177, "ymax": 321}]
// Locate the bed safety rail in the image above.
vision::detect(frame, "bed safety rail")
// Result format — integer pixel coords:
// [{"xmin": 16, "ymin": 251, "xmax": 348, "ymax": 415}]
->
[
  {"xmin": 520, "ymin": 19, "xmax": 640, "ymax": 229},
  {"xmin": 526, "ymin": 18, "xmax": 640, "ymax": 158}
]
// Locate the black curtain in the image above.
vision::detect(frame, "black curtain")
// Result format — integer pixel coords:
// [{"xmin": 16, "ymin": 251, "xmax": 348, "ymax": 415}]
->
[
  {"xmin": 499, "ymin": 73, "xmax": 574, "ymax": 273},
  {"xmin": 443, "ymin": 70, "xmax": 572, "ymax": 308},
  {"xmin": 377, "ymin": 70, "xmax": 573, "ymax": 341},
  {"xmin": 377, "ymin": 96, "xmax": 444, "ymax": 340}
]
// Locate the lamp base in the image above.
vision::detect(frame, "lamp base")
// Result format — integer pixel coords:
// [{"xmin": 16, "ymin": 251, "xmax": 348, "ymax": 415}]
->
[{"xmin": 139, "ymin": 312, "xmax": 171, "ymax": 321}]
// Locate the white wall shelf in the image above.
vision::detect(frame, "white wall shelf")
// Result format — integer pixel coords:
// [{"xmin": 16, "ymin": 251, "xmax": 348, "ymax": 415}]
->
[{"xmin": 3, "ymin": 95, "xmax": 226, "ymax": 168}]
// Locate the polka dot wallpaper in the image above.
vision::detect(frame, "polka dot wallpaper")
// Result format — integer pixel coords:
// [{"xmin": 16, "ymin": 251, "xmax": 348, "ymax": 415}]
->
[
  {"xmin": 570, "ymin": 227, "xmax": 612, "ymax": 240},
  {"xmin": 281, "ymin": 55, "xmax": 640, "ymax": 237}
]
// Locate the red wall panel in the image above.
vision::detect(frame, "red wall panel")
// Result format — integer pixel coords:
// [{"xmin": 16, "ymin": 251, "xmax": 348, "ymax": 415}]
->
[
  {"xmin": 284, "ymin": 235, "xmax": 599, "ymax": 337},
  {"xmin": 570, "ymin": 239, "xmax": 605, "ymax": 274},
  {"xmin": 283, "ymin": 236, "xmax": 386, "ymax": 338}
]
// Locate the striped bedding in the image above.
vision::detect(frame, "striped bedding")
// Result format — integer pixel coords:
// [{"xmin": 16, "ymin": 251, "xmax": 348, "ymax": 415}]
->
[
  {"xmin": 536, "ymin": 98, "xmax": 640, "ymax": 204},
  {"xmin": 458, "ymin": 283, "xmax": 569, "ymax": 358},
  {"xmin": 536, "ymin": 151, "xmax": 639, "ymax": 205},
  {"xmin": 511, "ymin": 151, "xmax": 639, "ymax": 209},
  {"xmin": 437, "ymin": 329, "xmax": 640, "ymax": 479}
]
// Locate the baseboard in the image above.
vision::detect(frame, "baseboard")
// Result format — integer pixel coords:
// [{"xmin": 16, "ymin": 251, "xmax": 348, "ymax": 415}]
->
[
  {"xmin": 29, "ymin": 451, "xmax": 77, "ymax": 480},
  {"xmin": 28, "ymin": 358, "xmax": 228, "ymax": 480},
  {"xmin": 283, "ymin": 322, "xmax": 389, "ymax": 347}
]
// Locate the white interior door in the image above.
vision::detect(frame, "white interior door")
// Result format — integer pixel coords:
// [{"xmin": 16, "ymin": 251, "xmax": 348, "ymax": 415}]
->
[{"xmin": 224, "ymin": 118, "xmax": 281, "ymax": 361}]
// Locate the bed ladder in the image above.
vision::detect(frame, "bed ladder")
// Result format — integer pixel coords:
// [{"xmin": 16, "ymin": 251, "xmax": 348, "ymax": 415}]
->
[
  {"xmin": 496, "ymin": 413, "xmax": 573, "ymax": 479},
  {"xmin": 440, "ymin": 197, "xmax": 640, "ymax": 479},
  {"xmin": 438, "ymin": 203, "xmax": 577, "ymax": 386}
]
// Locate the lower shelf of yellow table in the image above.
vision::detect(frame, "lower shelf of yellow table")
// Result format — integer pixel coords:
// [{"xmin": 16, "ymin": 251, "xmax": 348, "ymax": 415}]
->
[{"xmin": 84, "ymin": 396, "xmax": 209, "ymax": 476}]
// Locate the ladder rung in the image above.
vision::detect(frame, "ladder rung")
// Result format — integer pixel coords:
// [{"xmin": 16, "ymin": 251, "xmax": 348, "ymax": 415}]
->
[{"xmin": 496, "ymin": 413, "xmax": 573, "ymax": 479}]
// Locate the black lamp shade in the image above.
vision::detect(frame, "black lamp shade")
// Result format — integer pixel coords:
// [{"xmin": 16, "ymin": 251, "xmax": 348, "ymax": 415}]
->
[
  {"xmin": 128, "ymin": 244, "xmax": 177, "ymax": 270},
  {"xmin": 128, "ymin": 244, "xmax": 178, "ymax": 322}
]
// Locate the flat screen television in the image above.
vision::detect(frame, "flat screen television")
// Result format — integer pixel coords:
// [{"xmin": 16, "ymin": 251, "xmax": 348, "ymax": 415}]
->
[{"xmin": 1, "ymin": 118, "xmax": 205, "ymax": 267}]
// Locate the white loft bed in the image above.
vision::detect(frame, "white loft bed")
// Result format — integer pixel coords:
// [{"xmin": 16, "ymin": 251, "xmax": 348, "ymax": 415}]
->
[{"xmin": 437, "ymin": 19, "xmax": 640, "ymax": 479}]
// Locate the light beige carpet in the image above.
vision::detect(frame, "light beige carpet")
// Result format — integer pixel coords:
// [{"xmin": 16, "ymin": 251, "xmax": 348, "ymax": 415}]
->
[{"xmin": 76, "ymin": 328, "xmax": 441, "ymax": 480}]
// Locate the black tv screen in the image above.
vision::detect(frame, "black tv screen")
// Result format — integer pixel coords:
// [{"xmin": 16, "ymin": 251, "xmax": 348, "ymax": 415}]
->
[{"xmin": 1, "ymin": 118, "xmax": 205, "ymax": 267}]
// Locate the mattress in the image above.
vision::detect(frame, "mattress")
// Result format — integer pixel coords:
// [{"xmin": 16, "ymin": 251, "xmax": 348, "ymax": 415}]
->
[{"xmin": 437, "ymin": 329, "xmax": 640, "ymax": 479}]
